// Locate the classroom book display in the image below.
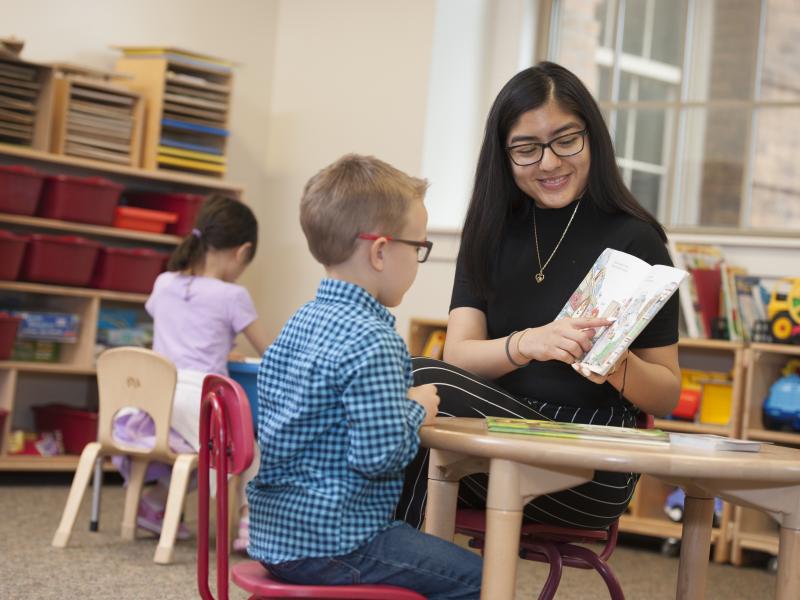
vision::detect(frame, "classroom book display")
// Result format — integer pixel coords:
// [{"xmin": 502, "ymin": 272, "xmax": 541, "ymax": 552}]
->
[
  {"xmin": 0, "ymin": 55, "xmax": 54, "ymax": 151},
  {"xmin": 114, "ymin": 47, "xmax": 234, "ymax": 177}
]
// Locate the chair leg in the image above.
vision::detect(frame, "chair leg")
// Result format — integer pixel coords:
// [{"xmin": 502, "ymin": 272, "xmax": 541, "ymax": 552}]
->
[
  {"xmin": 529, "ymin": 542, "xmax": 563, "ymax": 600},
  {"xmin": 121, "ymin": 458, "xmax": 149, "ymax": 540},
  {"xmin": 90, "ymin": 456, "xmax": 103, "ymax": 532},
  {"xmin": 228, "ymin": 474, "xmax": 240, "ymax": 551},
  {"xmin": 559, "ymin": 544, "xmax": 625, "ymax": 600},
  {"xmin": 52, "ymin": 443, "xmax": 102, "ymax": 547},
  {"xmin": 154, "ymin": 454, "xmax": 196, "ymax": 564}
]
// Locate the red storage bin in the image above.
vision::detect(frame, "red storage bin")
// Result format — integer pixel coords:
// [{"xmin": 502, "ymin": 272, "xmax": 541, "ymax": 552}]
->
[
  {"xmin": 91, "ymin": 246, "xmax": 168, "ymax": 293},
  {"xmin": 0, "ymin": 165, "xmax": 45, "ymax": 215},
  {"xmin": 113, "ymin": 206, "xmax": 178, "ymax": 233},
  {"xmin": 0, "ymin": 230, "xmax": 29, "ymax": 280},
  {"xmin": 0, "ymin": 313, "xmax": 22, "ymax": 360},
  {"xmin": 21, "ymin": 234, "xmax": 101, "ymax": 286},
  {"xmin": 38, "ymin": 175, "xmax": 123, "ymax": 226},
  {"xmin": 32, "ymin": 404, "xmax": 98, "ymax": 454},
  {"xmin": 126, "ymin": 192, "xmax": 206, "ymax": 235}
]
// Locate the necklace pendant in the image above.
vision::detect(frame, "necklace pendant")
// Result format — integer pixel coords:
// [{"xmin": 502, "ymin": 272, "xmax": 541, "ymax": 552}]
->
[{"xmin": 535, "ymin": 272, "xmax": 545, "ymax": 283}]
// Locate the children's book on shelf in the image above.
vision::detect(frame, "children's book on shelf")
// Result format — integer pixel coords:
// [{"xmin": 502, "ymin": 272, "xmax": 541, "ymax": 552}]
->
[
  {"xmin": 668, "ymin": 242, "xmax": 724, "ymax": 338},
  {"xmin": 669, "ymin": 433, "xmax": 767, "ymax": 453},
  {"xmin": 485, "ymin": 417, "xmax": 669, "ymax": 445},
  {"xmin": 557, "ymin": 248, "xmax": 687, "ymax": 376}
]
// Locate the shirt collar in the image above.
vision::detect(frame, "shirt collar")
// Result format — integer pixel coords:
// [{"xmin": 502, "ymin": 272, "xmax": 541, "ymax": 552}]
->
[{"xmin": 316, "ymin": 278, "xmax": 396, "ymax": 327}]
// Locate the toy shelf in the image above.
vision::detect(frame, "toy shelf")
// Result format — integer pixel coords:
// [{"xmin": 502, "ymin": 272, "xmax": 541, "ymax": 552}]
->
[
  {"xmin": 731, "ymin": 342, "xmax": 800, "ymax": 566},
  {"xmin": 0, "ymin": 142, "xmax": 245, "ymax": 472}
]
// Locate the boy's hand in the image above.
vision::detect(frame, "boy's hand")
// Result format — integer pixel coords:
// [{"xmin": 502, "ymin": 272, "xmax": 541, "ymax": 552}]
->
[{"xmin": 408, "ymin": 384, "xmax": 440, "ymax": 426}]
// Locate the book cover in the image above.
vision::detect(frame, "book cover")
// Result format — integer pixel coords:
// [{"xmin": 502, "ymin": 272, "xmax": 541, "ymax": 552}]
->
[
  {"xmin": 558, "ymin": 248, "xmax": 687, "ymax": 376},
  {"xmin": 485, "ymin": 417, "xmax": 669, "ymax": 446}
]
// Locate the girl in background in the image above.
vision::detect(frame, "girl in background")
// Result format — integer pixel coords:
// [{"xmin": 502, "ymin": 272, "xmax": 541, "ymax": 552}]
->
[{"xmin": 114, "ymin": 195, "xmax": 268, "ymax": 546}]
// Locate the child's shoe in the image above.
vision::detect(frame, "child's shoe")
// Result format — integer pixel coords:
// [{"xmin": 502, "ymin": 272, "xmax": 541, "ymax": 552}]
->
[
  {"xmin": 232, "ymin": 516, "xmax": 249, "ymax": 553},
  {"xmin": 136, "ymin": 498, "xmax": 192, "ymax": 540}
]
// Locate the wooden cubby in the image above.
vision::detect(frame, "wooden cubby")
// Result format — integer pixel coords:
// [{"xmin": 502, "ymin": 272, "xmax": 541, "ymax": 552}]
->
[
  {"xmin": 0, "ymin": 58, "xmax": 54, "ymax": 151},
  {"xmin": 50, "ymin": 73, "xmax": 144, "ymax": 167},
  {"xmin": 115, "ymin": 50, "xmax": 233, "ymax": 177},
  {"xmin": 0, "ymin": 142, "xmax": 242, "ymax": 471},
  {"xmin": 731, "ymin": 342, "xmax": 800, "ymax": 566}
]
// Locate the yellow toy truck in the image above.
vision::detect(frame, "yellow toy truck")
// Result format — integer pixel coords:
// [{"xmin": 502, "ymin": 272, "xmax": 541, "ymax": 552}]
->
[{"xmin": 769, "ymin": 277, "xmax": 800, "ymax": 344}]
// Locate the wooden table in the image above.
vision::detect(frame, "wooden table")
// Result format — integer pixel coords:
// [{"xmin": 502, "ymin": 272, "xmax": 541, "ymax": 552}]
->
[{"xmin": 421, "ymin": 418, "xmax": 800, "ymax": 600}]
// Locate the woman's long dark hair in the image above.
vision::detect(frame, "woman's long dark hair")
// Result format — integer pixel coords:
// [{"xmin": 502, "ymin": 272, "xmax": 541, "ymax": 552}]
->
[
  {"xmin": 461, "ymin": 61, "xmax": 666, "ymax": 297},
  {"xmin": 168, "ymin": 194, "xmax": 258, "ymax": 273}
]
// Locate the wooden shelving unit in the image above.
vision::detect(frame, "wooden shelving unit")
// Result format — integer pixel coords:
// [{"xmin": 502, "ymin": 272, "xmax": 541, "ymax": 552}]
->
[
  {"xmin": 0, "ymin": 144, "xmax": 243, "ymax": 471},
  {"xmin": 731, "ymin": 342, "xmax": 800, "ymax": 566}
]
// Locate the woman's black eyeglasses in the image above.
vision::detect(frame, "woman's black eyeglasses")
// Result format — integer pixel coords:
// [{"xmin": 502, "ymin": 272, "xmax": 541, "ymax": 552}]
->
[
  {"xmin": 506, "ymin": 129, "xmax": 588, "ymax": 166},
  {"xmin": 357, "ymin": 233, "xmax": 433, "ymax": 263}
]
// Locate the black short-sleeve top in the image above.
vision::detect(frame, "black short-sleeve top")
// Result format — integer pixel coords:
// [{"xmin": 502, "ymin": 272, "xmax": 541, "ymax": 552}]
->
[{"xmin": 450, "ymin": 197, "xmax": 679, "ymax": 411}]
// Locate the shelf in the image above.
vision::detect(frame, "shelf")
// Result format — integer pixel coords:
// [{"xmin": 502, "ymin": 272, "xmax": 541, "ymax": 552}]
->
[
  {"xmin": 0, "ymin": 281, "xmax": 148, "ymax": 303},
  {"xmin": 0, "ymin": 213, "xmax": 181, "ymax": 246},
  {"xmin": 745, "ymin": 429, "xmax": 800, "ymax": 445},
  {"xmin": 654, "ymin": 419, "xmax": 732, "ymax": 435},
  {"xmin": 750, "ymin": 342, "xmax": 800, "ymax": 357},
  {"xmin": 0, "ymin": 454, "xmax": 115, "ymax": 472},
  {"xmin": 619, "ymin": 514, "xmax": 722, "ymax": 543},
  {"xmin": 736, "ymin": 532, "xmax": 779, "ymax": 555},
  {"xmin": 678, "ymin": 338, "xmax": 744, "ymax": 351},
  {"xmin": 0, "ymin": 361, "xmax": 96, "ymax": 375},
  {"xmin": 0, "ymin": 142, "xmax": 242, "ymax": 193}
]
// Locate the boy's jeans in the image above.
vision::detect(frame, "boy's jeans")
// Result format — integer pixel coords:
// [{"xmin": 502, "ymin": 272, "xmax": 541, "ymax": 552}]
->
[{"xmin": 264, "ymin": 521, "xmax": 482, "ymax": 600}]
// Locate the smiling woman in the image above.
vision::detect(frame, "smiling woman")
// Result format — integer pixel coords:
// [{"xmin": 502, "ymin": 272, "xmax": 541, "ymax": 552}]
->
[{"xmin": 396, "ymin": 62, "xmax": 682, "ymax": 532}]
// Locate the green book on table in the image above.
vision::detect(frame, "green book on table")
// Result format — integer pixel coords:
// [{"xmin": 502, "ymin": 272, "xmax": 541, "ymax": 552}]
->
[{"xmin": 485, "ymin": 417, "xmax": 669, "ymax": 446}]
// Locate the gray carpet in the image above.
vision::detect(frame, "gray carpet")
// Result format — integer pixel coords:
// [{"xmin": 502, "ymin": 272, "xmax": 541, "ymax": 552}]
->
[{"xmin": 0, "ymin": 477, "xmax": 775, "ymax": 599}]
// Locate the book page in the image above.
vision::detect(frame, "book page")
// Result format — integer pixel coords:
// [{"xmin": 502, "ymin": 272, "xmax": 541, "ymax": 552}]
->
[
  {"xmin": 557, "ymin": 248, "xmax": 652, "ymax": 338},
  {"xmin": 580, "ymin": 264, "xmax": 687, "ymax": 375}
]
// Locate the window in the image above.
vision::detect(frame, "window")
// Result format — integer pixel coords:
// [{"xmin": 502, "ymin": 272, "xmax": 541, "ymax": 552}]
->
[{"xmin": 548, "ymin": 0, "xmax": 800, "ymax": 232}]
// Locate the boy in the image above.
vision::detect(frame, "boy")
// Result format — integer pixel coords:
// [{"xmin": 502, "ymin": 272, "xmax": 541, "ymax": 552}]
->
[{"xmin": 247, "ymin": 154, "xmax": 482, "ymax": 599}]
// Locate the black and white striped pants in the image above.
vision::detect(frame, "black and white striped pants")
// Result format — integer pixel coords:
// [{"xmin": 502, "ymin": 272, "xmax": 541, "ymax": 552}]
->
[{"xmin": 395, "ymin": 357, "xmax": 640, "ymax": 531}]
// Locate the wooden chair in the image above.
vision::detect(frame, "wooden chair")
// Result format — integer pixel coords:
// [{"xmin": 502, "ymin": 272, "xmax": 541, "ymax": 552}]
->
[
  {"xmin": 197, "ymin": 373, "xmax": 426, "ymax": 600},
  {"xmin": 52, "ymin": 347, "xmax": 197, "ymax": 564}
]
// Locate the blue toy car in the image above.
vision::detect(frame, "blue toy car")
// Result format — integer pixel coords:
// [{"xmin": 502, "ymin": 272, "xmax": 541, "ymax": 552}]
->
[
  {"xmin": 664, "ymin": 488, "xmax": 723, "ymax": 526},
  {"xmin": 762, "ymin": 374, "xmax": 800, "ymax": 432}
]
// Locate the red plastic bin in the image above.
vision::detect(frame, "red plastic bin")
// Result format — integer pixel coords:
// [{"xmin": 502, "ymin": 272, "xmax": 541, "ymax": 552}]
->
[
  {"xmin": 32, "ymin": 404, "xmax": 98, "ymax": 454},
  {"xmin": 0, "ymin": 165, "xmax": 45, "ymax": 215},
  {"xmin": 0, "ymin": 313, "xmax": 22, "ymax": 360},
  {"xmin": 91, "ymin": 246, "xmax": 169, "ymax": 293},
  {"xmin": 113, "ymin": 205, "xmax": 178, "ymax": 234},
  {"xmin": 38, "ymin": 174, "xmax": 123, "ymax": 225},
  {"xmin": 0, "ymin": 229, "xmax": 29, "ymax": 280},
  {"xmin": 126, "ymin": 192, "xmax": 206, "ymax": 235},
  {"xmin": 21, "ymin": 234, "xmax": 101, "ymax": 286}
]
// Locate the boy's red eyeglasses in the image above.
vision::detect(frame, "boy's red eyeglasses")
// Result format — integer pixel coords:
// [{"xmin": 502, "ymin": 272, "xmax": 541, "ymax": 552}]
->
[{"xmin": 357, "ymin": 233, "xmax": 433, "ymax": 263}]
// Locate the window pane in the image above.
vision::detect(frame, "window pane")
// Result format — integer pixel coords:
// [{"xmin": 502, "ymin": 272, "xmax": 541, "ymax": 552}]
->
[
  {"xmin": 674, "ymin": 109, "xmax": 749, "ymax": 226},
  {"xmin": 759, "ymin": 0, "xmax": 800, "ymax": 101},
  {"xmin": 550, "ymin": 0, "xmax": 609, "ymax": 96},
  {"xmin": 621, "ymin": 0, "xmax": 648, "ymax": 56},
  {"xmin": 614, "ymin": 108, "xmax": 671, "ymax": 165},
  {"xmin": 630, "ymin": 170, "xmax": 662, "ymax": 217},
  {"xmin": 650, "ymin": 0, "xmax": 683, "ymax": 66},
  {"xmin": 595, "ymin": 0, "xmax": 616, "ymax": 49},
  {"xmin": 685, "ymin": 0, "xmax": 760, "ymax": 100},
  {"xmin": 750, "ymin": 108, "xmax": 800, "ymax": 229},
  {"xmin": 619, "ymin": 71, "xmax": 679, "ymax": 102}
]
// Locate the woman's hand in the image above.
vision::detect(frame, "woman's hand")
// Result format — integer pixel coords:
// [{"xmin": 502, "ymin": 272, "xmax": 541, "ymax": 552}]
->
[
  {"xmin": 573, "ymin": 350, "xmax": 629, "ymax": 385},
  {"xmin": 517, "ymin": 317, "xmax": 612, "ymax": 365}
]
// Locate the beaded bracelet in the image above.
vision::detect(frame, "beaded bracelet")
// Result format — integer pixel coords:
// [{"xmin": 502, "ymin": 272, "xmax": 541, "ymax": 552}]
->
[{"xmin": 504, "ymin": 330, "xmax": 528, "ymax": 368}]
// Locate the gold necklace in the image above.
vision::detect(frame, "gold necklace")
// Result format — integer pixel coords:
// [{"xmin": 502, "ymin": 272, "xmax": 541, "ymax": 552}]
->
[{"xmin": 532, "ymin": 199, "xmax": 581, "ymax": 283}]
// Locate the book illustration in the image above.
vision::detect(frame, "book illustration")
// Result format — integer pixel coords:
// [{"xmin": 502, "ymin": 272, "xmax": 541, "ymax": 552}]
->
[
  {"xmin": 485, "ymin": 417, "xmax": 669, "ymax": 446},
  {"xmin": 558, "ymin": 249, "xmax": 687, "ymax": 376}
]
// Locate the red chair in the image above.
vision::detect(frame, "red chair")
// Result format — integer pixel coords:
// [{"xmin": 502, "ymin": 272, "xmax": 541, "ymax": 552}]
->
[
  {"xmin": 453, "ymin": 414, "xmax": 653, "ymax": 600},
  {"xmin": 197, "ymin": 374, "xmax": 427, "ymax": 600}
]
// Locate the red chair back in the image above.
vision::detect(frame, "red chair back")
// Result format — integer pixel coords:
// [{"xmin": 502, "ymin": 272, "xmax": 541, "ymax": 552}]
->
[{"xmin": 197, "ymin": 374, "xmax": 254, "ymax": 600}]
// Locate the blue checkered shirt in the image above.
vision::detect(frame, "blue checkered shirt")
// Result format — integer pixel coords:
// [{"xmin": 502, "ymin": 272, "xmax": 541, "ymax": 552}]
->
[{"xmin": 247, "ymin": 278, "xmax": 426, "ymax": 564}]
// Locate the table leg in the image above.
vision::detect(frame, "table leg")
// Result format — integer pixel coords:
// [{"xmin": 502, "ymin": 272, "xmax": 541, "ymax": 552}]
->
[
  {"xmin": 425, "ymin": 478, "xmax": 459, "ymax": 541},
  {"xmin": 677, "ymin": 494, "xmax": 714, "ymax": 600},
  {"xmin": 776, "ymin": 526, "xmax": 800, "ymax": 600}
]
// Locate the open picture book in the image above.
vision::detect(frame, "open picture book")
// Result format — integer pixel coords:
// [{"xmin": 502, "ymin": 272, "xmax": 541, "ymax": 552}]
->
[{"xmin": 557, "ymin": 248, "xmax": 688, "ymax": 376}]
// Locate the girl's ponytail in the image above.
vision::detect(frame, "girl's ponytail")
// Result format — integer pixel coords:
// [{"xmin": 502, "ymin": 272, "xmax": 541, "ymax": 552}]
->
[{"xmin": 166, "ymin": 194, "xmax": 258, "ymax": 273}]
